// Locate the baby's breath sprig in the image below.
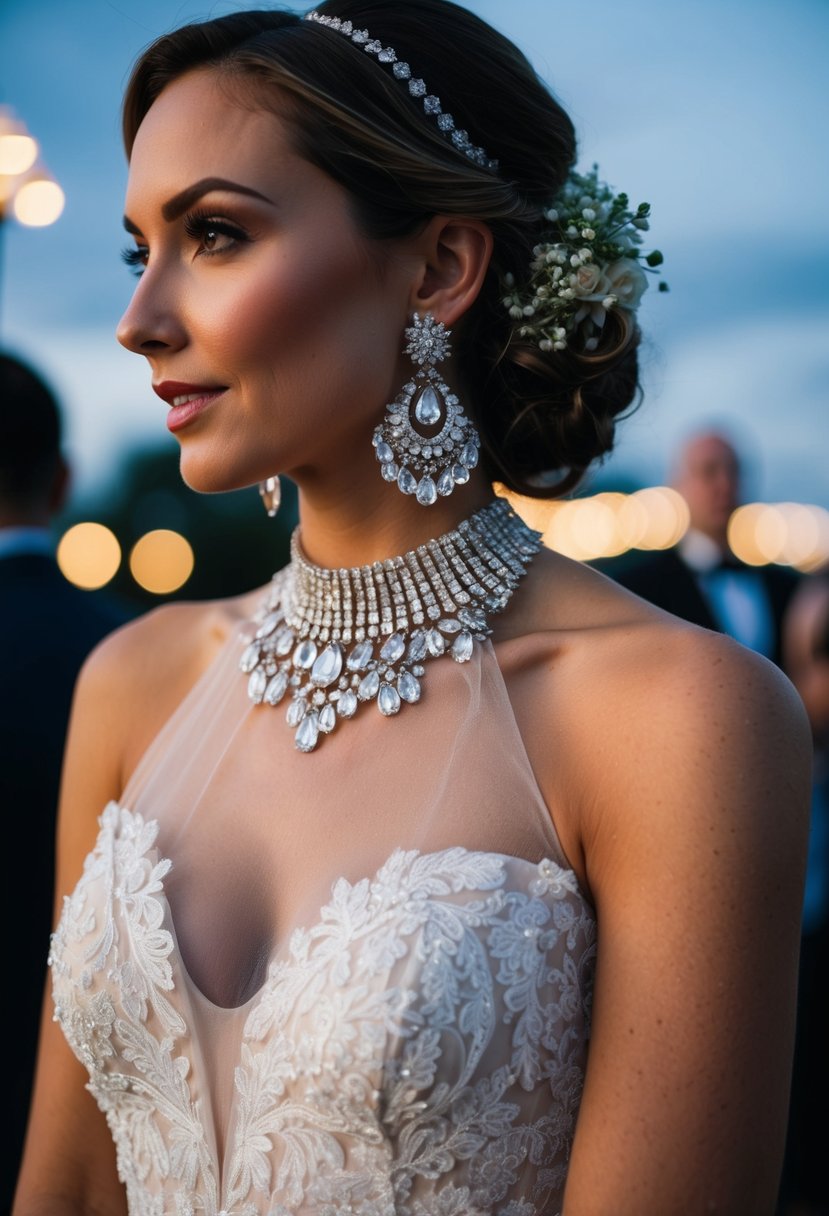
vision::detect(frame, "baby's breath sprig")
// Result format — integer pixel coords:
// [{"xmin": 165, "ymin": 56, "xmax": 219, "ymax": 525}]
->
[{"xmin": 502, "ymin": 165, "xmax": 667, "ymax": 354}]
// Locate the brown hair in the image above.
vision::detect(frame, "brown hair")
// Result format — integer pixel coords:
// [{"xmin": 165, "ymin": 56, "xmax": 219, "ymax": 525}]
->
[{"xmin": 123, "ymin": 0, "xmax": 640, "ymax": 497}]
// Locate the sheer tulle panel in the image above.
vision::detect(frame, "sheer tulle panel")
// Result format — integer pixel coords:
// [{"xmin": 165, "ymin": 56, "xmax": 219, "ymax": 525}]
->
[{"xmin": 119, "ymin": 627, "xmax": 569, "ymax": 1013}]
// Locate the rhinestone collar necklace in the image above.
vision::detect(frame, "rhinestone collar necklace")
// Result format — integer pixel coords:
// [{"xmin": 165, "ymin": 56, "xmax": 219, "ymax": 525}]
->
[{"xmin": 240, "ymin": 498, "xmax": 541, "ymax": 753}]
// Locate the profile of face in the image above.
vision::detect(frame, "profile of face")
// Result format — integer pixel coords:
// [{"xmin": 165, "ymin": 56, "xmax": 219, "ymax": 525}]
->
[
  {"xmin": 117, "ymin": 69, "xmax": 419, "ymax": 496},
  {"xmin": 672, "ymin": 433, "xmax": 742, "ymax": 543}
]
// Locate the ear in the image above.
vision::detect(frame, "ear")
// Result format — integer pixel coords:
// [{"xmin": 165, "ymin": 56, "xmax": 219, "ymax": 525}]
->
[{"xmin": 409, "ymin": 215, "xmax": 493, "ymax": 326}]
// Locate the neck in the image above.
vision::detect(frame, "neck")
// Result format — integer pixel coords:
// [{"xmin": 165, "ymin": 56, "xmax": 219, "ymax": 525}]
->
[{"xmin": 293, "ymin": 466, "xmax": 496, "ymax": 570}]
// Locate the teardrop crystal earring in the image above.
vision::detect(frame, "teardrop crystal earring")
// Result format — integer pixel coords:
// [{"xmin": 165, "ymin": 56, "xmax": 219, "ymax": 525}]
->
[
  {"xmin": 259, "ymin": 475, "xmax": 281, "ymax": 518},
  {"xmin": 372, "ymin": 312, "xmax": 480, "ymax": 506}
]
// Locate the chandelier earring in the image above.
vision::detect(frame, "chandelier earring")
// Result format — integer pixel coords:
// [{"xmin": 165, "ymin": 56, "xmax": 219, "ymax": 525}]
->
[
  {"xmin": 259, "ymin": 475, "xmax": 281, "ymax": 518},
  {"xmin": 372, "ymin": 312, "xmax": 480, "ymax": 506}
]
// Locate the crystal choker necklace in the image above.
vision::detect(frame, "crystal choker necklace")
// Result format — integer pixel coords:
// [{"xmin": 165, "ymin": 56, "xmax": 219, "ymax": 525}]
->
[{"xmin": 240, "ymin": 498, "xmax": 541, "ymax": 753}]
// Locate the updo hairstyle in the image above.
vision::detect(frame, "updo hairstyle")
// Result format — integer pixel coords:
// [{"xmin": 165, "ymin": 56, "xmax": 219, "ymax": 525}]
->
[{"xmin": 123, "ymin": 0, "xmax": 640, "ymax": 497}]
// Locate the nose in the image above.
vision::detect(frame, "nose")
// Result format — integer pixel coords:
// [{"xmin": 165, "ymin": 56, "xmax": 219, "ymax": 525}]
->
[{"xmin": 116, "ymin": 272, "xmax": 187, "ymax": 356}]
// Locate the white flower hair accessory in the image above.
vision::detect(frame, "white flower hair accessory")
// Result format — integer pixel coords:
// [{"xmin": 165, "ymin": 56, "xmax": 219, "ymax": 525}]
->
[{"xmin": 502, "ymin": 165, "xmax": 667, "ymax": 353}]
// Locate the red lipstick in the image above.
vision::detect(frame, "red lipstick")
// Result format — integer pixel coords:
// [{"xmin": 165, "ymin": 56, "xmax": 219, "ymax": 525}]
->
[{"xmin": 153, "ymin": 381, "xmax": 227, "ymax": 432}]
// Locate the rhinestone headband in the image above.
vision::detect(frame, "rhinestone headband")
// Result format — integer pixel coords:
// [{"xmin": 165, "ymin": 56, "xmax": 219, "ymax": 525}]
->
[{"xmin": 304, "ymin": 10, "xmax": 499, "ymax": 172}]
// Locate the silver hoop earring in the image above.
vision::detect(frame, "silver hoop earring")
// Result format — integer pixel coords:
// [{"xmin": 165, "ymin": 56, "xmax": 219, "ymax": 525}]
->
[
  {"xmin": 372, "ymin": 312, "xmax": 480, "ymax": 506},
  {"xmin": 259, "ymin": 475, "xmax": 281, "ymax": 518}
]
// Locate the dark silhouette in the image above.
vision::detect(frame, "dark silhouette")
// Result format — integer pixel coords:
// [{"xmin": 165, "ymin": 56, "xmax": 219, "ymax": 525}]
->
[{"xmin": 0, "ymin": 352, "xmax": 125, "ymax": 1208}]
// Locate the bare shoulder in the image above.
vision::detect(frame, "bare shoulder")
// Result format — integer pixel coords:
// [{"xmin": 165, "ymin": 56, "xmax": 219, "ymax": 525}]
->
[{"xmin": 498, "ymin": 548, "xmax": 812, "ymax": 888}]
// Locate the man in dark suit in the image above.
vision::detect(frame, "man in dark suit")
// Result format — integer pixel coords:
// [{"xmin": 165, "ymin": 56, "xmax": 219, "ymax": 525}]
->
[
  {"xmin": 612, "ymin": 430, "xmax": 798, "ymax": 668},
  {"xmin": 1, "ymin": 352, "xmax": 125, "ymax": 1207}
]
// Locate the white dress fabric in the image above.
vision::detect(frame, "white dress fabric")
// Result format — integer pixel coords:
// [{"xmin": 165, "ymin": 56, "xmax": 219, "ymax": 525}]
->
[{"xmin": 50, "ymin": 605, "xmax": 596, "ymax": 1216}]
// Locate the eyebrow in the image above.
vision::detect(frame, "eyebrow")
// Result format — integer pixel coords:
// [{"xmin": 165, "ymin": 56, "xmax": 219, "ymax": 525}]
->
[{"xmin": 122, "ymin": 177, "xmax": 273, "ymax": 234}]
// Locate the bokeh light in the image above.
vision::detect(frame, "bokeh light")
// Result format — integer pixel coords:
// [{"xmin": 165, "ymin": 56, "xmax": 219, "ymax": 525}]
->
[
  {"xmin": 13, "ymin": 176, "xmax": 65, "ymax": 226},
  {"xmin": 129, "ymin": 529, "xmax": 194, "ymax": 594},
  {"xmin": 0, "ymin": 132, "xmax": 38, "ymax": 176},
  {"xmin": 730, "ymin": 502, "xmax": 829, "ymax": 572},
  {"xmin": 57, "ymin": 522, "xmax": 121, "ymax": 589},
  {"xmin": 502, "ymin": 487, "xmax": 828, "ymax": 569}
]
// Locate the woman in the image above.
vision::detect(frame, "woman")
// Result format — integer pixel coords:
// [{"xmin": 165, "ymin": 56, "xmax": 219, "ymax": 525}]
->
[{"xmin": 14, "ymin": 3, "xmax": 810, "ymax": 1213}]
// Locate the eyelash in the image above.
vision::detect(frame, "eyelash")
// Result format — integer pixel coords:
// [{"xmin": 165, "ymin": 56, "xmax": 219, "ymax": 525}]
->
[{"xmin": 120, "ymin": 210, "xmax": 249, "ymax": 277}]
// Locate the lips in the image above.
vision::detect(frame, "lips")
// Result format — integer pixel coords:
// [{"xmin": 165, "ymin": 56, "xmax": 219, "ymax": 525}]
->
[{"xmin": 153, "ymin": 380, "xmax": 227, "ymax": 405}]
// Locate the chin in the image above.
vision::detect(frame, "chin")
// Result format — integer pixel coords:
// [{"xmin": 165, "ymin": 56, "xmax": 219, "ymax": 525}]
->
[{"xmin": 177, "ymin": 451, "xmax": 257, "ymax": 498}]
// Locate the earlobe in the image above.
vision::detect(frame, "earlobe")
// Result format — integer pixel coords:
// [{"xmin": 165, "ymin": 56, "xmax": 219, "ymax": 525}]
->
[{"xmin": 411, "ymin": 215, "xmax": 493, "ymax": 326}]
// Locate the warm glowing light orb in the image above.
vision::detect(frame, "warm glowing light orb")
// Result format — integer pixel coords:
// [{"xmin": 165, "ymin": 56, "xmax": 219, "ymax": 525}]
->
[
  {"xmin": 0, "ymin": 132, "xmax": 38, "ymax": 176},
  {"xmin": 13, "ymin": 177, "xmax": 65, "ymax": 226},
  {"xmin": 57, "ymin": 523, "xmax": 121, "ymax": 590},
  {"xmin": 130, "ymin": 530, "xmax": 194, "ymax": 594}
]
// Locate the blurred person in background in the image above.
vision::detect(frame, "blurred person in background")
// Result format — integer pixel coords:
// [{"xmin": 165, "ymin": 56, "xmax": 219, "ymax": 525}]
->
[
  {"xmin": 0, "ymin": 351, "xmax": 125, "ymax": 1208},
  {"xmin": 780, "ymin": 573, "xmax": 829, "ymax": 1216},
  {"xmin": 612, "ymin": 428, "xmax": 799, "ymax": 668}
]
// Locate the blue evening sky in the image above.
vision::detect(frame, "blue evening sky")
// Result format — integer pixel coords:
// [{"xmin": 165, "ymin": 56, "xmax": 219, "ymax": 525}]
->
[{"xmin": 1, "ymin": 0, "xmax": 827, "ymax": 507}]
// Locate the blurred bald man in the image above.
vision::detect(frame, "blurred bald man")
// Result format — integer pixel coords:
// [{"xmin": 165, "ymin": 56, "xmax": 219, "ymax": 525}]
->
[{"xmin": 613, "ymin": 430, "xmax": 798, "ymax": 667}]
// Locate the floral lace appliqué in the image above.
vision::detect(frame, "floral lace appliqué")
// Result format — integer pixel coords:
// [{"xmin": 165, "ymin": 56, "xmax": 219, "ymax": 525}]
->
[{"xmin": 51, "ymin": 803, "xmax": 596, "ymax": 1215}]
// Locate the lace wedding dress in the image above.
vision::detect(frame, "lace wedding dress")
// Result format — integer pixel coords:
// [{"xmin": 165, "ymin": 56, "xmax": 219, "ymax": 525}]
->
[{"xmin": 50, "ymin": 613, "xmax": 596, "ymax": 1215}]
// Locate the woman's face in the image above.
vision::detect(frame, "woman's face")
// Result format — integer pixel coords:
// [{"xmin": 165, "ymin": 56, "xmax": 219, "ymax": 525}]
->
[{"xmin": 118, "ymin": 69, "xmax": 418, "ymax": 494}]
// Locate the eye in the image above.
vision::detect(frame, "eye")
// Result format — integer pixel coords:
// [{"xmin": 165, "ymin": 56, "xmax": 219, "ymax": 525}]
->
[
  {"xmin": 121, "ymin": 245, "xmax": 148, "ymax": 277},
  {"xmin": 182, "ymin": 210, "xmax": 249, "ymax": 257}
]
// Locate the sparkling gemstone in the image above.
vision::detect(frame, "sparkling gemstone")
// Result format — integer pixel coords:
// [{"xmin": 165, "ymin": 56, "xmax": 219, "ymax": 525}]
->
[
  {"xmin": 393, "ymin": 61, "xmax": 411, "ymax": 78},
  {"xmin": 426, "ymin": 628, "xmax": 445, "ymax": 657},
  {"xmin": 459, "ymin": 606, "xmax": 487, "ymax": 631},
  {"xmin": 275, "ymin": 628, "xmax": 295, "ymax": 656},
  {"xmin": 438, "ymin": 618, "xmax": 462, "ymax": 634},
  {"xmin": 240, "ymin": 643, "xmax": 260, "ymax": 673},
  {"xmin": 437, "ymin": 468, "xmax": 455, "ymax": 496},
  {"xmin": 422, "ymin": 446, "xmax": 432, "ymax": 458},
  {"xmin": 286, "ymin": 697, "xmax": 307, "ymax": 727},
  {"xmin": 375, "ymin": 440, "xmax": 394, "ymax": 463},
  {"xmin": 318, "ymin": 703, "xmax": 337, "ymax": 733},
  {"xmin": 293, "ymin": 639, "xmax": 317, "ymax": 669},
  {"xmin": 416, "ymin": 476, "xmax": 438, "ymax": 506},
  {"xmin": 414, "ymin": 385, "xmax": 442, "ymax": 426},
  {"xmin": 247, "ymin": 667, "xmax": 267, "ymax": 703},
  {"xmin": 437, "ymin": 113, "xmax": 454, "ymax": 131},
  {"xmin": 461, "ymin": 441, "xmax": 479, "ymax": 469},
  {"xmin": 409, "ymin": 78, "xmax": 426, "ymax": 97},
  {"xmin": 358, "ymin": 669, "xmax": 380, "ymax": 701},
  {"xmin": 398, "ymin": 672, "xmax": 421, "ymax": 703},
  {"xmin": 338, "ymin": 689, "xmax": 358, "ymax": 718},
  {"xmin": 311, "ymin": 642, "xmax": 343, "ymax": 688},
  {"xmin": 378, "ymin": 47, "xmax": 395, "ymax": 63},
  {"xmin": 381, "ymin": 462, "xmax": 398, "ymax": 482},
  {"xmin": 397, "ymin": 467, "xmax": 417, "ymax": 495},
  {"xmin": 452, "ymin": 464, "xmax": 470, "ymax": 484},
  {"xmin": 295, "ymin": 712, "xmax": 320, "ymax": 753},
  {"xmin": 380, "ymin": 632, "xmax": 406, "ymax": 662},
  {"xmin": 450, "ymin": 428, "xmax": 464, "ymax": 440},
  {"xmin": 411, "ymin": 664, "xmax": 426, "ymax": 677},
  {"xmin": 378, "ymin": 683, "xmax": 402, "ymax": 716},
  {"xmin": 264, "ymin": 671, "xmax": 288, "ymax": 705},
  {"xmin": 408, "ymin": 631, "xmax": 428, "ymax": 661},
  {"xmin": 255, "ymin": 611, "xmax": 281, "ymax": 639},
  {"xmin": 451, "ymin": 630, "xmax": 474, "ymax": 662},
  {"xmin": 347, "ymin": 639, "xmax": 374, "ymax": 671},
  {"xmin": 423, "ymin": 95, "xmax": 441, "ymax": 115}
]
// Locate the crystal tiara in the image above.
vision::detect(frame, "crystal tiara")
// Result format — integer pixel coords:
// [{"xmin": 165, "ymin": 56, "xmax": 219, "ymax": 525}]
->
[{"xmin": 304, "ymin": 10, "xmax": 499, "ymax": 172}]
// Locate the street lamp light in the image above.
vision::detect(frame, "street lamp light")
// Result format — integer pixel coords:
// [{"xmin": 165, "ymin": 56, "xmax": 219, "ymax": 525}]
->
[{"xmin": 0, "ymin": 105, "xmax": 64, "ymax": 324}]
